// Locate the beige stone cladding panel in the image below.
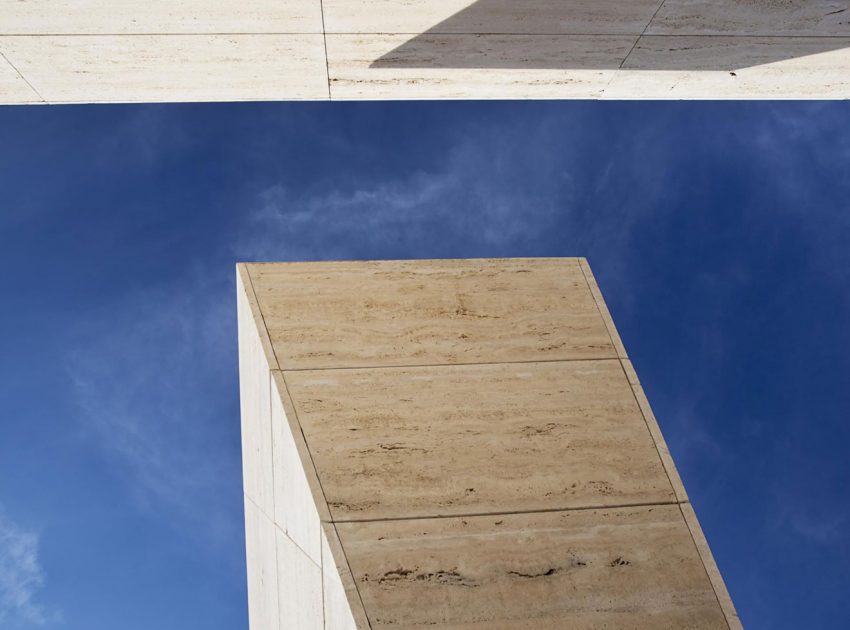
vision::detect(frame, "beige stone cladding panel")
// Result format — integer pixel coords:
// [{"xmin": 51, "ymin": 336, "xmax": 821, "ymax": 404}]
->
[
  {"xmin": 0, "ymin": 35, "xmax": 328, "ymax": 103},
  {"xmin": 247, "ymin": 258, "xmax": 616, "ymax": 370},
  {"xmin": 337, "ymin": 505, "xmax": 728, "ymax": 628},
  {"xmin": 285, "ymin": 360, "xmax": 676, "ymax": 521},
  {"xmin": 1, "ymin": 0, "xmax": 324, "ymax": 35}
]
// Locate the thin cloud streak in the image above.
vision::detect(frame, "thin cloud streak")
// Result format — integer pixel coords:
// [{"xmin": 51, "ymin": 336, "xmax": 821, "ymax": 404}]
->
[
  {"xmin": 67, "ymin": 269, "xmax": 241, "ymax": 548},
  {"xmin": 0, "ymin": 510, "xmax": 58, "ymax": 627}
]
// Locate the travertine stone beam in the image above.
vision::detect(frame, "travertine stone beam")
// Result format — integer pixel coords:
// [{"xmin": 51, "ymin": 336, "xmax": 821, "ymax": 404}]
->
[
  {"xmin": 237, "ymin": 258, "xmax": 741, "ymax": 629},
  {"xmin": 1, "ymin": 0, "xmax": 848, "ymax": 102}
]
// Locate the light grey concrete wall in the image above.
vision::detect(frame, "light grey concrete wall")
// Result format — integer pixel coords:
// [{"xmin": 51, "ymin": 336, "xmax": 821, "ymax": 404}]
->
[{"xmin": 1, "ymin": 0, "xmax": 848, "ymax": 102}]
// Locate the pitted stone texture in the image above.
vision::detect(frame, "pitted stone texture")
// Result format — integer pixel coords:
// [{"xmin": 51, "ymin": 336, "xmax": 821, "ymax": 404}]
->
[
  {"xmin": 248, "ymin": 258, "xmax": 616, "ymax": 370},
  {"xmin": 0, "ymin": 35, "xmax": 328, "ymax": 103},
  {"xmin": 287, "ymin": 360, "xmax": 676, "ymax": 521},
  {"xmin": 338, "ymin": 505, "xmax": 728, "ymax": 628},
  {"xmin": 1, "ymin": 0, "xmax": 323, "ymax": 34}
]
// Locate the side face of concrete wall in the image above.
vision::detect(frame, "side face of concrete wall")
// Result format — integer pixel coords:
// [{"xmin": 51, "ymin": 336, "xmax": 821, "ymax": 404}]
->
[
  {"xmin": 238, "ymin": 258, "xmax": 740, "ymax": 629},
  {"xmin": 2, "ymin": 0, "xmax": 849, "ymax": 102}
]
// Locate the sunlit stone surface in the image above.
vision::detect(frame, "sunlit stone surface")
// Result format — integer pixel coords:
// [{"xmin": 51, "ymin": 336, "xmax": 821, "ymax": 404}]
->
[{"xmin": 237, "ymin": 258, "xmax": 740, "ymax": 629}]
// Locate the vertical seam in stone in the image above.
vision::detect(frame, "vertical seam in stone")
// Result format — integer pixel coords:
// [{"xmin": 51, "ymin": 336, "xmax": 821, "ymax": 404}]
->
[
  {"xmin": 677, "ymin": 503, "xmax": 733, "ymax": 630},
  {"xmin": 318, "ymin": 0, "xmax": 332, "ymax": 98},
  {"xmin": 269, "ymin": 370, "xmax": 283, "ymax": 630}
]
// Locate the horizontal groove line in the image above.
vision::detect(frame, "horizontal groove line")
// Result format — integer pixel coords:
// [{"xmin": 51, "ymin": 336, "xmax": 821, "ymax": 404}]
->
[
  {"xmin": 278, "ymin": 355, "xmax": 624, "ymax": 373},
  {"xmin": 327, "ymin": 499, "xmax": 687, "ymax": 524},
  {"xmin": 1, "ymin": 32, "xmax": 848, "ymax": 38}
]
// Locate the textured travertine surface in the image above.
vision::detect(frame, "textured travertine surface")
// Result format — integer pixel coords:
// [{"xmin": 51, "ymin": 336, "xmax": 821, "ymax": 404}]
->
[
  {"xmin": 0, "ymin": 35, "xmax": 328, "ymax": 103},
  {"xmin": 248, "ymin": 258, "xmax": 615, "ymax": 370},
  {"xmin": 237, "ymin": 258, "xmax": 740, "ymax": 629},
  {"xmin": 648, "ymin": 0, "xmax": 850, "ymax": 36},
  {"xmin": 338, "ymin": 506, "xmax": 727, "ymax": 628},
  {"xmin": 1, "ymin": 0, "xmax": 323, "ymax": 34},
  {"xmin": 2, "ymin": 0, "xmax": 848, "ymax": 102},
  {"xmin": 286, "ymin": 361, "xmax": 675, "ymax": 520}
]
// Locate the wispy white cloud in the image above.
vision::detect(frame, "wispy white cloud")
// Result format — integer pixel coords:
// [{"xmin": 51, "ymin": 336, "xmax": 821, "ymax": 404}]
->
[
  {"xmin": 67, "ymin": 267, "xmax": 241, "ymax": 547},
  {"xmin": 0, "ymin": 511, "xmax": 58, "ymax": 627},
  {"xmin": 236, "ymin": 142, "xmax": 570, "ymax": 262},
  {"xmin": 233, "ymin": 113, "xmax": 669, "ymax": 274}
]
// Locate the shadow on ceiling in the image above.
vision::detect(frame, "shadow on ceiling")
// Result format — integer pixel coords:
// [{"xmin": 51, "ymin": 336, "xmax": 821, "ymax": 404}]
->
[{"xmin": 369, "ymin": 0, "xmax": 850, "ymax": 71}]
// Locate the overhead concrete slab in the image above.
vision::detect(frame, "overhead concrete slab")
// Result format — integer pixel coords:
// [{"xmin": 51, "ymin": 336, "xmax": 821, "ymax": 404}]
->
[
  {"xmin": 236, "ymin": 257, "xmax": 741, "ymax": 629},
  {"xmin": 1, "ymin": 0, "xmax": 848, "ymax": 102}
]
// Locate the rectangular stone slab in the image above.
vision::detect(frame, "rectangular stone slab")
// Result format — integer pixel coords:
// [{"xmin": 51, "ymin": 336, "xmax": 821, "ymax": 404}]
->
[
  {"xmin": 285, "ymin": 360, "xmax": 676, "ymax": 521},
  {"xmin": 336, "ymin": 505, "xmax": 728, "ymax": 628},
  {"xmin": 248, "ymin": 258, "xmax": 616, "ymax": 370}
]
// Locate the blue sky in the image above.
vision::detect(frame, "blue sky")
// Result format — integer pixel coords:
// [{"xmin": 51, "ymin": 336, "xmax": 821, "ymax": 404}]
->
[{"xmin": 0, "ymin": 101, "xmax": 848, "ymax": 629}]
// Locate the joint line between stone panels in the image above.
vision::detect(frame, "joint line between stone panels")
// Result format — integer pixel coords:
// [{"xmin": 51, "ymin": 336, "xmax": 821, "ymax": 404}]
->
[
  {"xmin": 677, "ymin": 503, "xmax": 732, "ymax": 630},
  {"xmin": 0, "ymin": 50, "xmax": 45, "ymax": 101},
  {"xmin": 331, "ymin": 522, "xmax": 374, "ymax": 630},
  {"xmin": 271, "ymin": 519, "xmax": 321, "ymax": 571},
  {"xmin": 330, "ymin": 499, "xmax": 682, "ymax": 524},
  {"xmin": 280, "ymin": 366, "xmax": 370, "ymax": 627},
  {"xmin": 4, "ymin": 32, "xmax": 850, "ymax": 38},
  {"xmin": 244, "ymin": 492, "xmax": 276, "ymax": 523},
  {"xmin": 281, "ymin": 355, "xmax": 622, "ymax": 373},
  {"xmin": 318, "ymin": 0, "xmax": 332, "ymax": 98},
  {"xmin": 619, "ymin": 0, "xmax": 668, "ymax": 69},
  {"xmin": 267, "ymin": 371, "xmax": 283, "ymax": 630},
  {"xmin": 243, "ymin": 266, "xmax": 282, "ymax": 369}
]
